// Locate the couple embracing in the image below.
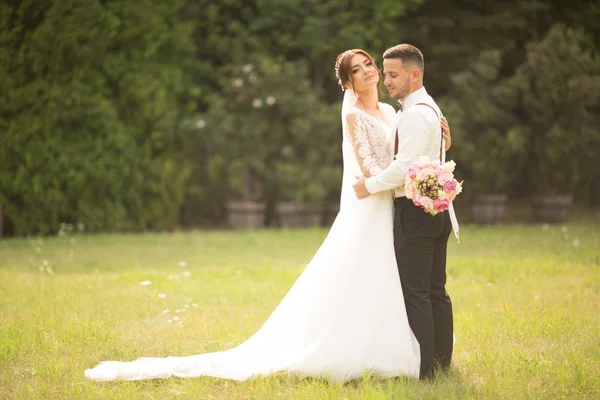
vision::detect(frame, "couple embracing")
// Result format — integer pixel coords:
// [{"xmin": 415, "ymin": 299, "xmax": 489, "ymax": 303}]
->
[{"xmin": 85, "ymin": 44, "xmax": 458, "ymax": 383}]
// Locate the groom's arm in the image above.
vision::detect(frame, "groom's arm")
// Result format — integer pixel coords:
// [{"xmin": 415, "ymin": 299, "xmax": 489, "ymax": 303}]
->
[{"xmin": 365, "ymin": 109, "xmax": 431, "ymax": 195}]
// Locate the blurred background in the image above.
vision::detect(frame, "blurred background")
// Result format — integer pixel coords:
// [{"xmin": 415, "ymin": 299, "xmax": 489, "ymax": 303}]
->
[{"xmin": 0, "ymin": 0, "xmax": 598, "ymax": 236}]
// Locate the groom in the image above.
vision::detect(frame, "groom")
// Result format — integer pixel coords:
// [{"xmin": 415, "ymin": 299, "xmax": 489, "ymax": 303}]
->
[{"xmin": 353, "ymin": 44, "xmax": 453, "ymax": 380}]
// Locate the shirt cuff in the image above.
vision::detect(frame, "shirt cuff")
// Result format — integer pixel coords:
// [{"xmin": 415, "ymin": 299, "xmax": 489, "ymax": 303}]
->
[{"xmin": 365, "ymin": 177, "xmax": 382, "ymax": 194}]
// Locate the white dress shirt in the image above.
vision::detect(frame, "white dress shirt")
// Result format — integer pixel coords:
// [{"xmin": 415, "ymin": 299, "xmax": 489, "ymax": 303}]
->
[{"xmin": 365, "ymin": 87, "xmax": 444, "ymax": 198}]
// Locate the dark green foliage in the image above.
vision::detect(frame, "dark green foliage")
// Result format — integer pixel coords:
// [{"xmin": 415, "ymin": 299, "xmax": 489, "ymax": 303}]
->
[
  {"xmin": 0, "ymin": 0, "xmax": 196, "ymax": 235},
  {"xmin": 1, "ymin": 0, "xmax": 598, "ymax": 235},
  {"xmin": 508, "ymin": 24, "xmax": 600, "ymax": 196},
  {"xmin": 440, "ymin": 22, "xmax": 600, "ymax": 199},
  {"xmin": 198, "ymin": 57, "xmax": 340, "ymax": 227}
]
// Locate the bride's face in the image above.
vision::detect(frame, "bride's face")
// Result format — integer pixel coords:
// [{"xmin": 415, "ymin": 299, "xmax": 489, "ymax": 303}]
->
[
  {"xmin": 345, "ymin": 54, "xmax": 379, "ymax": 92},
  {"xmin": 383, "ymin": 58, "xmax": 412, "ymax": 100}
]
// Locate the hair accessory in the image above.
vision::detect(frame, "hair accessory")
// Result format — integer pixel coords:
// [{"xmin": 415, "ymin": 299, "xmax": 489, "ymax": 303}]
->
[{"xmin": 335, "ymin": 50, "xmax": 354, "ymax": 91}]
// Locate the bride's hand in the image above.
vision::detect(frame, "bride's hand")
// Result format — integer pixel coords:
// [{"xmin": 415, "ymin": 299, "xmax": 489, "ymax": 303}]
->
[
  {"xmin": 441, "ymin": 117, "xmax": 451, "ymax": 151},
  {"xmin": 353, "ymin": 175, "xmax": 371, "ymax": 199}
]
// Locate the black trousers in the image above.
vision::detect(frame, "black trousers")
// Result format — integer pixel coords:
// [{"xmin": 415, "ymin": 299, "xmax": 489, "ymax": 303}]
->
[{"xmin": 393, "ymin": 196, "xmax": 453, "ymax": 379}]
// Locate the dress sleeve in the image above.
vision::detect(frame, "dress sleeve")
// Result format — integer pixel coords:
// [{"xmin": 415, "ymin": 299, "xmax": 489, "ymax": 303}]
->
[{"xmin": 345, "ymin": 112, "xmax": 383, "ymax": 178}]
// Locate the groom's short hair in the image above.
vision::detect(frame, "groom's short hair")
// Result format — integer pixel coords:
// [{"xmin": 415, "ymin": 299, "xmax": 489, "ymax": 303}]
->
[{"xmin": 383, "ymin": 44, "xmax": 424, "ymax": 71}]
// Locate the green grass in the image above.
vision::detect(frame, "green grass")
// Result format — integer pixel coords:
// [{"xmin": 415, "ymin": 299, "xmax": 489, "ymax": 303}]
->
[{"xmin": 0, "ymin": 223, "xmax": 598, "ymax": 399}]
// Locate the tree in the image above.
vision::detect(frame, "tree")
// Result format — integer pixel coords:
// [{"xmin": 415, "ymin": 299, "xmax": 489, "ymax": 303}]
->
[
  {"xmin": 438, "ymin": 50, "xmax": 527, "ymax": 196},
  {"xmin": 0, "ymin": 0, "xmax": 197, "ymax": 235},
  {"xmin": 506, "ymin": 24, "xmax": 600, "ymax": 196},
  {"xmin": 201, "ymin": 56, "xmax": 340, "ymax": 227}
]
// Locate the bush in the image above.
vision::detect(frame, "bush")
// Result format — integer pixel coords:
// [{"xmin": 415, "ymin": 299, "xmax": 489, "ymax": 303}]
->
[{"xmin": 0, "ymin": 0, "xmax": 196, "ymax": 235}]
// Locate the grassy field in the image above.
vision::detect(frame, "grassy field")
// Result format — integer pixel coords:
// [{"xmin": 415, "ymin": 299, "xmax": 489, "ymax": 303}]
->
[{"xmin": 0, "ymin": 223, "xmax": 598, "ymax": 399}]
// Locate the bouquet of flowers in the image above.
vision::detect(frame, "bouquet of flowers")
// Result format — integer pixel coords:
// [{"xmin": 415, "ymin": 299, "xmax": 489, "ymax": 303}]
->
[{"xmin": 404, "ymin": 156, "xmax": 463, "ymax": 215}]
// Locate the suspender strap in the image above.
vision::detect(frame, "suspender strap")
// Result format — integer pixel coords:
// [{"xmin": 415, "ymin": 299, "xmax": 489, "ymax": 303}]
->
[{"xmin": 394, "ymin": 103, "xmax": 444, "ymax": 163}]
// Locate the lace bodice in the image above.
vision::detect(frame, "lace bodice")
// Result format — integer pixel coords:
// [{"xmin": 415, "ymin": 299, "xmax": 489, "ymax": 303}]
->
[{"xmin": 344, "ymin": 105, "xmax": 395, "ymax": 177}]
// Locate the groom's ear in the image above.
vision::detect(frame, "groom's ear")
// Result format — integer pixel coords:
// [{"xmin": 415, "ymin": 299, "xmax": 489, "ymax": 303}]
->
[{"xmin": 411, "ymin": 68, "xmax": 422, "ymax": 82}]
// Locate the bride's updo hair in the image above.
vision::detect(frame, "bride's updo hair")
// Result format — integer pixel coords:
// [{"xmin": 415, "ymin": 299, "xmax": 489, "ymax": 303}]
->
[{"xmin": 335, "ymin": 49, "xmax": 382, "ymax": 92}]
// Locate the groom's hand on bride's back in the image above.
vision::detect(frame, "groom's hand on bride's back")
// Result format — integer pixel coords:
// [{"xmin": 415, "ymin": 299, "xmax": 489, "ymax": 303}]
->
[{"xmin": 353, "ymin": 176, "xmax": 371, "ymax": 199}]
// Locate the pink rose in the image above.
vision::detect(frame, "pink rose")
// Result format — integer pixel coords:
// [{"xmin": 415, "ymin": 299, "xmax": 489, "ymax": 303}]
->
[
  {"xmin": 437, "ymin": 172, "xmax": 452, "ymax": 185},
  {"xmin": 443, "ymin": 179, "xmax": 457, "ymax": 192},
  {"xmin": 434, "ymin": 198, "xmax": 450, "ymax": 212}
]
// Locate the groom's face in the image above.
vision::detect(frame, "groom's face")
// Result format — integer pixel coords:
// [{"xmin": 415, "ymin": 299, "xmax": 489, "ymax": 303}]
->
[{"xmin": 383, "ymin": 58, "xmax": 412, "ymax": 101}]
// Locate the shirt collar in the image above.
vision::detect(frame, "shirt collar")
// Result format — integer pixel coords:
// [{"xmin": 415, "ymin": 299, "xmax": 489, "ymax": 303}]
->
[{"xmin": 398, "ymin": 87, "xmax": 427, "ymax": 111}]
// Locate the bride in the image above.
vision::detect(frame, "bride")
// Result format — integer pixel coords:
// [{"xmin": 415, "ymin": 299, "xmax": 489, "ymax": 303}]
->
[{"xmin": 85, "ymin": 49, "xmax": 449, "ymax": 383}]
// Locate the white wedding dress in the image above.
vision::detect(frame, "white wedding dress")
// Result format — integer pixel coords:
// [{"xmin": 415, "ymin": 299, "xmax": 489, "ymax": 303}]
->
[{"xmin": 84, "ymin": 91, "xmax": 420, "ymax": 383}]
